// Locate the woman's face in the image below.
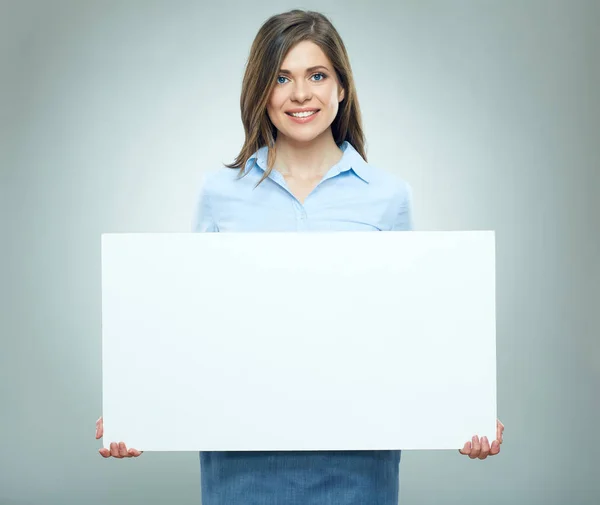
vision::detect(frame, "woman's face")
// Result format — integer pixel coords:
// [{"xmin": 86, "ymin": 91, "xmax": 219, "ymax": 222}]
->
[{"xmin": 267, "ymin": 40, "xmax": 345, "ymax": 144}]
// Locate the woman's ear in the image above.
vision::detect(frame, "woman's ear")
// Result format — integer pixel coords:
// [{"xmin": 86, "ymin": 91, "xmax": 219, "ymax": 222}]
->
[{"xmin": 339, "ymin": 88, "xmax": 345, "ymax": 102}]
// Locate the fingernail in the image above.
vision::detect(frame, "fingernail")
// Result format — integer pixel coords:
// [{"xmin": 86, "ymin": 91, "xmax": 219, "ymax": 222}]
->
[{"xmin": 482, "ymin": 436, "xmax": 488, "ymax": 443}]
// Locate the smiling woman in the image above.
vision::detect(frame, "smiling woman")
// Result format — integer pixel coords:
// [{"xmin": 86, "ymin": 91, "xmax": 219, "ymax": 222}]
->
[
  {"xmin": 224, "ymin": 10, "xmax": 365, "ymax": 192},
  {"xmin": 267, "ymin": 44, "xmax": 345, "ymax": 141},
  {"xmin": 96, "ymin": 8, "xmax": 503, "ymax": 505}
]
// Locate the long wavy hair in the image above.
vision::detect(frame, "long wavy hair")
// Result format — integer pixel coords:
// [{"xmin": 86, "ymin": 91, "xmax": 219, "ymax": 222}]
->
[{"xmin": 225, "ymin": 9, "xmax": 367, "ymax": 185}]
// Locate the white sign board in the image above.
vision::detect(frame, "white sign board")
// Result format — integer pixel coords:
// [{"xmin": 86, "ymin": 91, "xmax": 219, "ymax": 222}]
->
[{"xmin": 101, "ymin": 231, "xmax": 496, "ymax": 451}]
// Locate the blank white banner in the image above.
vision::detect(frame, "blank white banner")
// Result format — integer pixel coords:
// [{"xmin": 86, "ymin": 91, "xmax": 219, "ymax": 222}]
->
[{"xmin": 101, "ymin": 231, "xmax": 496, "ymax": 452}]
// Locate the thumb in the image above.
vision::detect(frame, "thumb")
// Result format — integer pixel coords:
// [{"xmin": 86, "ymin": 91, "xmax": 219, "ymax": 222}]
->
[
  {"xmin": 459, "ymin": 441, "xmax": 471, "ymax": 455},
  {"xmin": 95, "ymin": 418, "xmax": 103, "ymax": 439}
]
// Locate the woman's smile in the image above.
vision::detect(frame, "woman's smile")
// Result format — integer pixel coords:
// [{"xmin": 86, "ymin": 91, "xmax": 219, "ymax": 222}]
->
[{"xmin": 285, "ymin": 110, "xmax": 320, "ymax": 123}]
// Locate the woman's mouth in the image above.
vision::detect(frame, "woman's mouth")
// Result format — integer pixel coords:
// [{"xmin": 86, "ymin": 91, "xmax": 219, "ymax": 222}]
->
[{"xmin": 285, "ymin": 110, "xmax": 320, "ymax": 124}]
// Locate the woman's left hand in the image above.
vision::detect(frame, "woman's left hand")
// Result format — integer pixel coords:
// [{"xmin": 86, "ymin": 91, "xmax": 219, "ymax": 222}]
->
[{"xmin": 459, "ymin": 419, "xmax": 504, "ymax": 459}]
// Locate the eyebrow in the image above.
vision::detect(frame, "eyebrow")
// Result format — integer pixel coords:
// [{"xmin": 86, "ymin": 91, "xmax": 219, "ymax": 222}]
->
[{"xmin": 278, "ymin": 65, "xmax": 330, "ymax": 75}]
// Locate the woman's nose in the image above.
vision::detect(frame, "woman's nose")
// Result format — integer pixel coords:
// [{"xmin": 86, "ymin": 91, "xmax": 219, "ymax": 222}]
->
[{"xmin": 291, "ymin": 81, "xmax": 311, "ymax": 102}]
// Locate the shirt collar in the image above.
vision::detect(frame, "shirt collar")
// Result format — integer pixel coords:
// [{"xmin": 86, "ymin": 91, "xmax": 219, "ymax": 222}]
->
[{"xmin": 242, "ymin": 140, "xmax": 371, "ymax": 183}]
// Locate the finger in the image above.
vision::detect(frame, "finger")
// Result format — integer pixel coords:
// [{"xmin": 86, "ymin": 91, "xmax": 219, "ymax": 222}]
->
[
  {"xmin": 118, "ymin": 442, "xmax": 129, "ymax": 457},
  {"xmin": 499, "ymin": 420, "xmax": 504, "ymax": 444},
  {"xmin": 490, "ymin": 440, "xmax": 500, "ymax": 456},
  {"xmin": 96, "ymin": 417, "xmax": 104, "ymax": 438},
  {"xmin": 128, "ymin": 448, "xmax": 143, "ymax": 457},
  {"xmin": 469, "ymin": 436, "xmax": 481, "ymax": 459},
  {"xmin": 478, "ymin": 436, "xmax": 490, "ymax": 460},
  {"xmin": 459, "ymin": 441, "xmax": 471, "ymax": 455},
  {"xmin": 110, "ymin": 442, "xmax": 121, "ymax": 458},
  {"xmin": 99, "ymin": 447, "xmax": 111, "ymax": 458}
]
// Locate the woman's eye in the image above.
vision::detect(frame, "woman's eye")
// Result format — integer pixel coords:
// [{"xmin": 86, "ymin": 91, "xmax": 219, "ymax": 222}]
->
[{"xmin": 277, "ymin": 73, "xmax": 327, "ymax": 84}]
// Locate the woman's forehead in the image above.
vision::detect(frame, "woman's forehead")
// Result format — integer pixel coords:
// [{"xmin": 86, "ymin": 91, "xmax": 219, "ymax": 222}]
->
[{"xmin": 280, "ymin": 41, "xmax": 332, "ymax": 70}]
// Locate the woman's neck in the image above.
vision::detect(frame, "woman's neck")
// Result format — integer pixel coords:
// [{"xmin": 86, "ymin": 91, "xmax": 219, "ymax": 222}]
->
[{"xmin": 271, "ymin": 131, "xmax": 343, "ymax": 180}]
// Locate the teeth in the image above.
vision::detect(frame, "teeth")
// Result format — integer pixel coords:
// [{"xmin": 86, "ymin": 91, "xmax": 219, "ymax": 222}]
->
[{"xmin": 290, "ymin": 110, "xmax": 317, "ymax": 118}]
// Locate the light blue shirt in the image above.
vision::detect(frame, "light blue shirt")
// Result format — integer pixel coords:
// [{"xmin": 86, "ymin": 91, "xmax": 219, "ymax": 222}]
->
[
  {"xmin": 191, "ymin": 140, "xmax": 413, "ymax": 505},
  {"xmin": 192, "ymin": 141, "xmax": 413, "ymax": 233}
]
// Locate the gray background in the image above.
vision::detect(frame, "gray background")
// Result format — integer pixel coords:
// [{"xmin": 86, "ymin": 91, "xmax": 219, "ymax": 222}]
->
[{"xmin": 1, "ymin": 0, "xmax": 598, "ymax": 504}]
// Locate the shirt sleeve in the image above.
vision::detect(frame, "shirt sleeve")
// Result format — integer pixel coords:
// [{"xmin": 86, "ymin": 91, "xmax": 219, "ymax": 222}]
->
[
  {"xmin": 191, "ymin": 173, "xmax": 219, "ymax": 232},
  {"xmin": 391, "ymin": 182, "xmax": 414, "ymax": 231}
]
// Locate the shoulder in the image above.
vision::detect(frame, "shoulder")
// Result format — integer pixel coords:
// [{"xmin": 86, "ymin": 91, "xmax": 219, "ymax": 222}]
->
[
  {"xmin": 357, "ymin": 161, "xmax": 414, "ymax": 230},
  {"xmin": 368, "ymin": 163, "xmax": 412, "ymax": 191},
  {"xmin": 344, "ymin": 142, "xmax": 412, "ymax": 202},
  {"xmin": 197, "ymin": 166, "xmax": 247, "ymax": 198},
  {"xmin": 201, "ymin": 166, "xmax": 243, "ymax": 187},
  {"xmin": 360, "ymin": 161, "xmax": 413, "ymax": 204}
]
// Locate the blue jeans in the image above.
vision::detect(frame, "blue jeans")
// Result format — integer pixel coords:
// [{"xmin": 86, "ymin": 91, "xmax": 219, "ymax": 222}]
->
[{"xmin": 200, "ymin": 450, "xmax": 401, "ymax": 505}]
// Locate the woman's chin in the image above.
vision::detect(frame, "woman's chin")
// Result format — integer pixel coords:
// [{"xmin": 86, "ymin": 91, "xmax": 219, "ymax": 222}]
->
[{"xmin": 279, "ymin": 128, "xmax": 331, "ymax": 145}]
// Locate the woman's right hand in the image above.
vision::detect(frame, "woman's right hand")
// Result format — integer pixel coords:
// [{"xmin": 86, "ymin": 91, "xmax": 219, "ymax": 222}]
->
[{"xmin": 96, "ymin": 416, "xmax": 144, "ymax": 458}]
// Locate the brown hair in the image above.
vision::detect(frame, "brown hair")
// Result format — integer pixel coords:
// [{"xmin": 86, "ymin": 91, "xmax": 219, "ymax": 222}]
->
[{"xmin": 225, "ymin": 9, "xmax": 367, "ymax": 184}]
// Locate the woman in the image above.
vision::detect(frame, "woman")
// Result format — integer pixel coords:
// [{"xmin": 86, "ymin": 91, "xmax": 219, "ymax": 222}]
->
[{"xmin": 96, "ymin": 9, "xmax": 504, "ymax": 504}]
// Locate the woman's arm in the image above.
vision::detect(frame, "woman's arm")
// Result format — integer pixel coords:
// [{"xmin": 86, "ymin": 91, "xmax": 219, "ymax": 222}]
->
[{"xmin": 191, "ymin": 173, "xmax": 219, "ymax": 232}]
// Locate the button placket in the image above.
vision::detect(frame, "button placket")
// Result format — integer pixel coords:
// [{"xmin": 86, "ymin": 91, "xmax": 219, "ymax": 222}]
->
[{"xmin": 293, "ymin": 201, "xmax": 308, "ymax": 230}]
